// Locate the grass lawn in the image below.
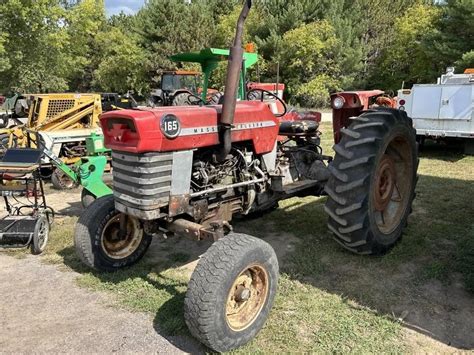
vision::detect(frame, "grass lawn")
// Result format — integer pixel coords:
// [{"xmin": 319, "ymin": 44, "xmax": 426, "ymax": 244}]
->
[{"xmin": 31, "ymin": 122, "xmax": 474, "ymax": 352}]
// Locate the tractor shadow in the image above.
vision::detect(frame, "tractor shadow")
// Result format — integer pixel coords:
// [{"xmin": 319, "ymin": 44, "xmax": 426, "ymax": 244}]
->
[
  {"xmin": 57, "ymin": 168, "xmax": 474, "ymax": 351},
  {"xmin": 236, "ymin": 173, "xmax": 473, "ymax": 350},
  {"xmin": 43, "ymin": 185, "xmax": 84, "ymax": 217}
]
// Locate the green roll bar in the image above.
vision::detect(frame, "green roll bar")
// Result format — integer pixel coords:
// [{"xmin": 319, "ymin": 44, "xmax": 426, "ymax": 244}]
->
[{"xmin": 169, "ymin": 48, "xmax": 258, "ymax": 101}]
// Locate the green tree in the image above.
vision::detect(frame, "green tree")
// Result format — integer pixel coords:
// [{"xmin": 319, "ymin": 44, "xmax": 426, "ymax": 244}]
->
[
  {"xmin": 0, "ymin": 35, "xmax": 10, "ymax": 74},
  {"xmin": 369, "ymin": 3, "xmax": 441, "ymax": 90},
  {"xmin": 456, "ymin": 51, "xmax": 474, "ymax": 72},
  {"xmin": 212, "ymin": 3, "xmax": 260, "ymax": 48},
  {"xmin": 65, "ymin": 0, "xmax": 107, "ymax": 90},
  {"xmin": 0, "ymin": 0, "xmax": 70, "ymax": 93},
  {"xmin": 250, "ymin": 0, "xmax": 327, "ymax": 61},
  {"xmin": 92, "ymin": 26, "xmax": 147, "ymax": 94},
  {"xmin": 134, "ymin": 0, "xmax": 215, "ymax": 86},
  {"xmin": 425, "ymin": 0, "xmax": 474, "ymax": 73},
  {"xmin": 280, "ymin": 21, "xmax": 342, "ymax": 107}
]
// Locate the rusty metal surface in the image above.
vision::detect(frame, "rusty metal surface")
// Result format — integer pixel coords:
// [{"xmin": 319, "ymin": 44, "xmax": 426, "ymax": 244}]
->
[
  {"xmin": 373, "ymin": 155, "xmax": 396, "ymax": 212},
  {"xmin": 225, "ymin": 264, "xmax": 269, "ymax": 332},
  {"xmin": 331, "ymin": 90, "xmax": 385, "ymax": 144},
  {"xmin": 372, "ymin": 135, "xmax": 414, "ymax": 235},
  {"xmin": 169, "ymin": 195, "xmax": 190, "ymax": 217}
]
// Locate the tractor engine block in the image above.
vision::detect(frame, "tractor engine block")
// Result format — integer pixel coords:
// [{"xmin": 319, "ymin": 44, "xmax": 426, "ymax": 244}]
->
[{"xmin": 191, "ymin": 147, "xmax": 257, "ymax": 193}]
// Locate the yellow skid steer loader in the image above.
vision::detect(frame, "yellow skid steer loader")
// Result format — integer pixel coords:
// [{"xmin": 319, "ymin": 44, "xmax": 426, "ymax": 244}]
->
[{"xmin": 0, "ymin": 93, "xmax": 104, "ymax": 189}]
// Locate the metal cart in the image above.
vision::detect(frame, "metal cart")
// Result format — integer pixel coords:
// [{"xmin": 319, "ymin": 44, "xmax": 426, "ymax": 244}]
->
[{"xmin": 0, "ymin": 148, "xmax": 53, "ymax": 254}]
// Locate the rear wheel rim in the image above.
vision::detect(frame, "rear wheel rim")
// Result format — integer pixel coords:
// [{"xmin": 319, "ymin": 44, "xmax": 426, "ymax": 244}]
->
[
  {"xmin": 225, "ymin": 264, "xmax": 269, "ymax": 332},
  {"xmin": 101, "ymin": 214, "xmax": 143, "ymax": 259},
  {"xmin": 373, "ymin": 135, "xmax": 413, "ymax": 234}
]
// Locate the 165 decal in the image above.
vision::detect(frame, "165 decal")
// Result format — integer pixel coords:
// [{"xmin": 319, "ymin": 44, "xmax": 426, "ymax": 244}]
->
[{"xmin": 161, "ymin": 114, "xmax": 181, "ymax": 139}]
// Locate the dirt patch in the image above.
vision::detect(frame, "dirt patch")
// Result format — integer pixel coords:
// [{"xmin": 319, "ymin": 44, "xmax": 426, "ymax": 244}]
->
[
  {"xmin": 235, "ymin": 220, "xmax": 300, "ymax": 263},
  {"xmin": 311, "ymin": 255, "xmax": 474, "ymax": 351},
  {"xmin": 402, "ymin": 328, "xmax": 463, "ymax": 354},
  {"xmin": 44, "ymin": 186, "xmax": 84, "ymax": 218},
  {"xmin": 394, "ymin": 277, "xmax": 474, "ymax": 349},
  {"xmin": 146, "ymin": 236, "xmax": 213, "ymax": 279},
  {"xmin": 143, "ymin": 220, "xmax": 300, "ymax": 280}
]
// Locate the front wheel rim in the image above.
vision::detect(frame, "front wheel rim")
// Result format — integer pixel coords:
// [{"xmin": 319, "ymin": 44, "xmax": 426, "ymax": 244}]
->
[
  {"xmin": 100, "ymin": 214, "xmax": 143, "ymax": 259},
  {"xmin": 225, "ymin": 264, "xmax": 269, "ymax": 332}
]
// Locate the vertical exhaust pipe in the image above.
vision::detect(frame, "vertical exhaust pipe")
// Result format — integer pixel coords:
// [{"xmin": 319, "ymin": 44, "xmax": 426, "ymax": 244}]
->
[{"xmin": 216, "ymin": 0, "xmax": 252, "ymax": 162}]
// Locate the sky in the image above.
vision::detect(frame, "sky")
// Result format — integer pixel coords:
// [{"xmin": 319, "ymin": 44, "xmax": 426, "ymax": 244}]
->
[{"xmin": 105, "ymin": 0, "xmax": 145, "ymax": 16}]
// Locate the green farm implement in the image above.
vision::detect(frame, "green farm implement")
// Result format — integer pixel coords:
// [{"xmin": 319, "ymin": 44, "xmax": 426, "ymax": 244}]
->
[{"xmin": 43, "ymin": 133, "xmax": 111, "ymax": 207}]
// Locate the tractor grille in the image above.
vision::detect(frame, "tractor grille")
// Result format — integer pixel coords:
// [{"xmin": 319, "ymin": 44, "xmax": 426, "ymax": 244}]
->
[{"xmin": 112, "ymin": 151, "xmax": 173, "ymax": 219}]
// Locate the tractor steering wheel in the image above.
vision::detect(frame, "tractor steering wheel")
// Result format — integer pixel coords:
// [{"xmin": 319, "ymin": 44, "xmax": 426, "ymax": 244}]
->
[{"xmin": 246, "ymin": 88, "xmax": 287, "ymax": 117}]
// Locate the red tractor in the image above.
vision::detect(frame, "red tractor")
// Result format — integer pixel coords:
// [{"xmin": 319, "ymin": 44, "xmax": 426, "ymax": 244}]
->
[{"xmin": 74, "ymin": 1, "xmax": 418, "ymax": 352}]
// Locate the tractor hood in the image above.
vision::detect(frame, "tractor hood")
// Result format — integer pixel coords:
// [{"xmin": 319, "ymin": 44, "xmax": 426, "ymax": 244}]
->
[{"xmin": 100, "ymin": 102, "xmax": 279, "ymax": 155}]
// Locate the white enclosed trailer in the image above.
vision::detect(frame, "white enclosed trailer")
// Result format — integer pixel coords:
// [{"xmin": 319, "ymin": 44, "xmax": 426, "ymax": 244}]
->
[{"xmin": 397, "ymin": 68, "xmax": 474, "ymax": 152}]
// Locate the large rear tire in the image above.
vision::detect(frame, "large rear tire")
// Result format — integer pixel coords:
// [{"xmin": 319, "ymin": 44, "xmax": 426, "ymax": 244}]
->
[
  {"xmin": 325, "ymin": 108, "xmax": 418, "ymax": 255},
  {"xmin": 74, "ymin": 195, "xmax": 152, "ymax": 272},
  {"xmin": 184, "ymin": 233, "xmax": 279, "ymax": 352}
]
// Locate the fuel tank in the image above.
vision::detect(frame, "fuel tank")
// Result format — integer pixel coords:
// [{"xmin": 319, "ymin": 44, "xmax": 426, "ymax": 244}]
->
[{"xmin": 100, "ymin": 102, "xmax": 279, "ymax": 155}]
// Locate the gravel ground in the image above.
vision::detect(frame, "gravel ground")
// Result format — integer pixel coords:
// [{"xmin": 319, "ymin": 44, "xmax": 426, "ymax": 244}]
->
[
  {"xmin": 0, "ymin": 254, "xmax": 201, "ymax": 353},
  {"xmin": 0, "ymin": 186, "xmax": 202, "ymax": 354},
  {"xmin": 320, "ymin": 112, "xmax": 332, "ymax": 122}
]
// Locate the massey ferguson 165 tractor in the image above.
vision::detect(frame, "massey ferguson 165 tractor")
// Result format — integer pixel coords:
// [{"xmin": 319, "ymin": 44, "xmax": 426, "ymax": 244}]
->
[{"xmin": 74, "ymin": 1, "xmax": 418, "ymax": 351}]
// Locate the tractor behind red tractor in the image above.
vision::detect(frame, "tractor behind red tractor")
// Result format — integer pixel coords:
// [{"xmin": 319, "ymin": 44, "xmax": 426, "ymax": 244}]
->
[{"xmin": 74, "ymin": 1, "xmax": 418, "ymax": 352}]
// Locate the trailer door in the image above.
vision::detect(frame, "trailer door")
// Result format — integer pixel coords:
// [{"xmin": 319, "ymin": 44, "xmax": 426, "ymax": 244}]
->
[
  {"xmin": 411, "ymin": 86, "xmax": 442, "ymax": 119},
  {"xmin": 439, "ymin": 85, "xmax": 472, "ymax": 120}
]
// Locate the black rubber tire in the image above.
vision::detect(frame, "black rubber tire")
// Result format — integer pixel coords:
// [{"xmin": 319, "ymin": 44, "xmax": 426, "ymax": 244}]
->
[
  {"xmin": 0, "ymin": 133, "xmax": 16, "ymax": 157},
  {"xmin": 247, "ymin": 90, "xmax": 263, "ymax": 101},
  {"xmin": 324, "ymin": 108, "xmax": 418, "ymax": 255},
  {"xmin": 74, "ymin": 195, "xmax": 152, "ymax": 272},
  {"xmin": 31, "ymin": 215, "xmax": 50, "ymax": 255},
  {"xmin": 81, "ymin": 188, "xmax": 97, "ymax": 208},
  {"xmin": 0, "ymin": 115, "xmax": 8, "ymax": 128},
  {"xmin": 171, "ymin": 92, "xmax": 195, "ymax": 106},
  {"xmin": 207, "ymin": 92, "xmax": 223, "ymax": 105},
  {"xmin": 184, "ymin": 233, "xmax": 279, "ymax": 352},
  {"xmin": 51, "ymin": 168, "xmax": 78, "ymax": 190}
]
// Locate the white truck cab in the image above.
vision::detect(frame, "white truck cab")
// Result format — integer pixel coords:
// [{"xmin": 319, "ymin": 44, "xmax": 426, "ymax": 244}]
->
[{"xmin": 397, "ymin": 68, "xmax": 474, "ymax": 153}]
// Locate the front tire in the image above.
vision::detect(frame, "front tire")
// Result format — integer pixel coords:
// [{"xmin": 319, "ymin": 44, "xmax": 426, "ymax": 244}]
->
[
  {"xmin": 80, "ymin": 188, "xmax": 96, "ymax": 208},
  {"xmin": 325, "ymin": 108, "xmax": 418, "ymax": 255},
  {"xmin": 184, "ymin": 233, "xmax": 279, "ymax": 352},
  {"xmin": 74, "ymin": 195, "xmax": 152, "ymax": 272}
]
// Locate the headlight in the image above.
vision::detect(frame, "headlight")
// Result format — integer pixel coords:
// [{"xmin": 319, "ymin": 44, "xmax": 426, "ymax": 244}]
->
[{"xmin": 332, "ymin": 96, "xmax": 345, "ymax": 109}]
